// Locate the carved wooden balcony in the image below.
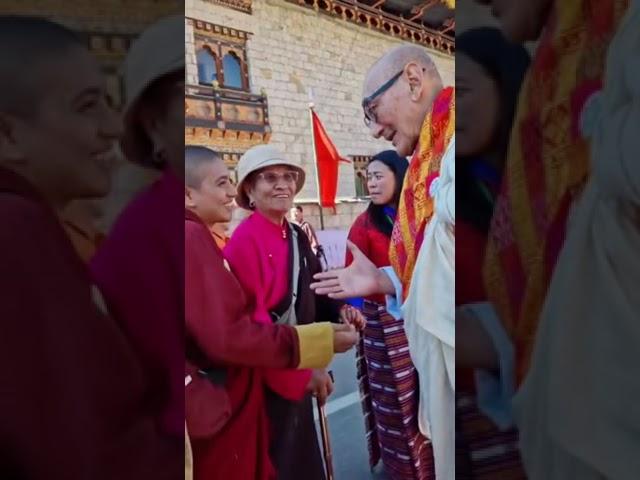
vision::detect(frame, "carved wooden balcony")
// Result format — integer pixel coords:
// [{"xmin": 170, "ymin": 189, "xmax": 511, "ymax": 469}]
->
[{"xmin": 185, "ymin": 83, "xmax": 272, "ymax": 151}]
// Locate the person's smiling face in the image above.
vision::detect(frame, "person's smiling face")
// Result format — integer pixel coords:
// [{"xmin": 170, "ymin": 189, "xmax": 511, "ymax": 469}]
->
[
  {"xmin": 247, "ymin": 165, "xmax": 299, "ymax": 219},
  {"xmin": 3, "ymin": 45, "xmax": 122, "ymax": 205}
]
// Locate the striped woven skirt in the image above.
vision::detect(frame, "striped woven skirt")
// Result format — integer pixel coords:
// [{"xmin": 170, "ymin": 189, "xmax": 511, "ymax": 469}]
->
[
  {"xmin": 456, "ymin": 389, "xmax": 526, "ymax": 479},
  {"xmin": 356, "ymin": 300, "xmax": 434, "ymax": 480}
]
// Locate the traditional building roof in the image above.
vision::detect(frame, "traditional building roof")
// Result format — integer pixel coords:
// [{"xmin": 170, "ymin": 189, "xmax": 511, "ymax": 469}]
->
[
  {"xmin": 202, "ymin": 0, "xmax": 455, "ymax": 54},
  {"xmin": 286, "ymin": 0, "xmax": 455, "ymax": 54}
]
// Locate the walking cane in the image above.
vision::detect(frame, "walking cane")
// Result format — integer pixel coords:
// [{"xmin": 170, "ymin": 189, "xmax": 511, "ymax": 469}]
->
[
  {"xmin": 315, "ymin": 249, "xmax": 334, "ymax": 479},
  {"xmin": 317, "ymin": 370, "xmax": 334, "ymax": 480}
]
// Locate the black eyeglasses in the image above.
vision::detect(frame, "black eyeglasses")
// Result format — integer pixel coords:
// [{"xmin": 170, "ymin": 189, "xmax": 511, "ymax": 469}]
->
[
  {"xmin": 256, "ymin": 170, "xmax": 300, "ymax": 185},
  {"xmin": 362, "ymin": 69, "xmax": 403, "ymax": 127}
]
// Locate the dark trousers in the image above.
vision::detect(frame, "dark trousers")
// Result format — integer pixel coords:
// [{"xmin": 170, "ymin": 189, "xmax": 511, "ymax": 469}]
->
[{"xmin": 265, "ymin": 389, "xmax": 326, "ymax": 480}]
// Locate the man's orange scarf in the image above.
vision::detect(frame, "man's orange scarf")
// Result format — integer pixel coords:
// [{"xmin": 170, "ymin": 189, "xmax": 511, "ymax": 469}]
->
[
  {"xmin": 390, "ymin": 86, "xmax": 455, "ymax": 300},
  {"xmin": 483, "ymin": 0, "xmax": 628, "ymax": 384}
]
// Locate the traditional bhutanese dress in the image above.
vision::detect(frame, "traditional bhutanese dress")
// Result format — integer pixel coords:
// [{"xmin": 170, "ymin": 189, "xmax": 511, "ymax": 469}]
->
[
  {"xmin": 346, "ymin": 209, "xmax": 431, "ymax": 480},
  {"xmin": 455, "ymin": 159, "xmax": 526, "ymax": 479}
]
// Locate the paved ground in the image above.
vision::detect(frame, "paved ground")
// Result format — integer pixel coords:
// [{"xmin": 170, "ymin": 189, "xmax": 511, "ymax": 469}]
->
[
  {"xmin": 314, "ymin": 229, "xmax": 391, "ymax": 478},
  {"xmin": 314, "ymin": 349, "xmax": 391, "ymax": 480}
]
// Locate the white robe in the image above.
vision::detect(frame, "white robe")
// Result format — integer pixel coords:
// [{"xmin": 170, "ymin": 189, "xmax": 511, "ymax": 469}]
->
[
  {"xmin": 385, "ymin": 136, "xmax": 455, "ymax": 479},
  {"xmin": 513, "ymin": 3, "xmax": 640, "ymax": 478}
]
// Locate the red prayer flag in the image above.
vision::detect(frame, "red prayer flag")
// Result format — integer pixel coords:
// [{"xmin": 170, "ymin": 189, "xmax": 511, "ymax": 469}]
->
[{"xmin": 311, "ymin": 110, "xmax": 350, "ymax": 209}]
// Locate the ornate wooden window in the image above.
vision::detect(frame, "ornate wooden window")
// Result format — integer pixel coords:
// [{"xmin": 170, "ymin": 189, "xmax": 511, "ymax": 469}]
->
[
  {"xmin": 186, "ymin": 19, "xmax": 270, "ymax": 158},
  {"xmin": 190, "ymin": 19, "xmax": 251, "ymax": 92},
  {"xmin": 197, "ymin": 47, "xmax": 218, "ymax": 86},
  {"xmin": 222, "ymin": 52, "xmax": 243, "ymax": 89}
]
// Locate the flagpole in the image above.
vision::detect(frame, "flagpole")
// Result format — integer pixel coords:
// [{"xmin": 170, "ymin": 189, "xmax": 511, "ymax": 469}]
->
[{"xmin": 308, "ymin": 88, "xmax": 325, "ymax": 230}]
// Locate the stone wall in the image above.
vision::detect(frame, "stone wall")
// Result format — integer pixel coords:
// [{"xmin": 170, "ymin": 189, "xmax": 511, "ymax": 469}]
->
[{"xmin": 186, "ymin": 0, "xmax": 454, "ymax": 231}]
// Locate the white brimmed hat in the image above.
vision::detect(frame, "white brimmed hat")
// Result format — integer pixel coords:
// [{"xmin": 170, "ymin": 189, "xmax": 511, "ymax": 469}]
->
[
  {"xmin": 120, "ymin": 15, "xmax": 185, "ymax": 165},
  {"xmin": 236, "ymin": 144, "xmax": 306, "ymax": 210}
]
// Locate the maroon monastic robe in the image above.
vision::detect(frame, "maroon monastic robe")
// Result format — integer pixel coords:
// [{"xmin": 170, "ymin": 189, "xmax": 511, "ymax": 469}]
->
[
  {"xmin": 185, "ymin": 209, "xmax": 301, "ymax": 480},
  {"xmin": 0, "ymin": 167, "xmax": 180, "ymax": 479}
]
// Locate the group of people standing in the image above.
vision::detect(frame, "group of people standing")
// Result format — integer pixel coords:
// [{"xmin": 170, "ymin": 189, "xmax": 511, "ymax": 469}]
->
[
  {"xmin": 1, "ymin": 0, "xmax": 637, "ymax": 478},
  {"xmin": 0, "ymin": 10, "xmax": 444, "ymax": 480},
  {"xmin": 186, "ymin": 142, "xmax": 366, "ymax": 480},
  {"xmin": 185, "ymin": 36, "xmax": 455, "ymax": 480}
]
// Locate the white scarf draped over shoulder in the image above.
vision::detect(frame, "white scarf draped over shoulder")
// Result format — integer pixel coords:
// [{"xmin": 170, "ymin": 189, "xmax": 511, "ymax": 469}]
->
[
  {"xmin": 514, "ymin": 3, "xmax": 640, "ymax": 478},
  {"xmin": 403, "ymin": 135, "xmax": 455, "ymax": 480}
]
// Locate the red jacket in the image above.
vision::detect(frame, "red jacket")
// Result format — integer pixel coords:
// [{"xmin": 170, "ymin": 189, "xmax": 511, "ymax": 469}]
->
[{"xmin": 345, "ymin": 210, "xmax": 392, "ymax": 304}]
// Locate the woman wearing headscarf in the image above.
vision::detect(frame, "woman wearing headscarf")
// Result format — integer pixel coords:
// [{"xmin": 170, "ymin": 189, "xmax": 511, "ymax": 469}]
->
[
  {"xmin": 224, "ymin": 144, "xmax": 362, "ymax": 480},
  {"xmin": 514, "ymin": 2, "xmax": 640, "ymax": 477},
  {"xmin": 344, "ymin": 150, "xmax": 433, "ymax": 479},
  {"xmin": 454, "ymin": 26, "xmax": 530, "ymax": 478}
]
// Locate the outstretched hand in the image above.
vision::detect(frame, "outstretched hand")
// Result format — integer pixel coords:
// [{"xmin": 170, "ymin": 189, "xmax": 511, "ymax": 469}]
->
[{"xmin": 310, "ymin": 241, "xmax": 394, "ymax": 298}]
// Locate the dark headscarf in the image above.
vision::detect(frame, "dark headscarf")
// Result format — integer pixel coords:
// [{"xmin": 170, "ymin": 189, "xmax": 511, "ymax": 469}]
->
[
  {"xmin": 456, "ymin": 27, "xmax": 531, "ymax": 232},
  {"xmin": 366, "ymin": 150, "xmax": 409, "ymax": 237}
]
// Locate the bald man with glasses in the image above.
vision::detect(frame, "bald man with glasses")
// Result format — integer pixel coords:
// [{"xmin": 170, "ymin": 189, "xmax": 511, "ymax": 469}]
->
[{"xmin": 313, "ymin": 44, "xmax": 455, "ymax": 479}]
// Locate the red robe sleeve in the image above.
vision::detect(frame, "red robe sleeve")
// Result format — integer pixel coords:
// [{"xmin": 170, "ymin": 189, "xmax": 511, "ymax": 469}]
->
[{"xmin": 185, "ymin": 215, "xmax": 300, "ymax": 368}]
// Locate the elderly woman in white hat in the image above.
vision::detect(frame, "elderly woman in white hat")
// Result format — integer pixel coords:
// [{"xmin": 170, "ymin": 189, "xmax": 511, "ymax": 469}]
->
[
  {"xmin": 90, "ymin": 15, "xmax": 186, "ymax": 450},
  {"xmin": 224, "ymin": 144, "xmax": 362, "ymax": 480}
]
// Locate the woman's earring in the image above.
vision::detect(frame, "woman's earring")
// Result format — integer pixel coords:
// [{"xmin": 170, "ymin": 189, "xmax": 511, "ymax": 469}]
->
[{"xmin": 249, "ymin": 200, "xmax": 256, "ymax": 209}]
